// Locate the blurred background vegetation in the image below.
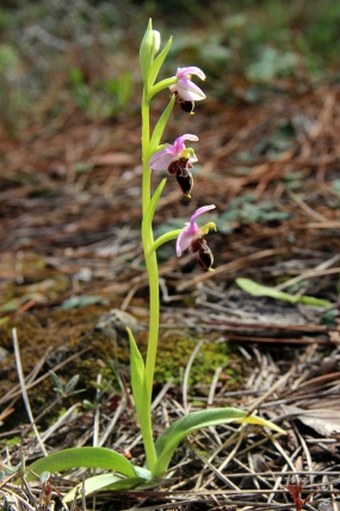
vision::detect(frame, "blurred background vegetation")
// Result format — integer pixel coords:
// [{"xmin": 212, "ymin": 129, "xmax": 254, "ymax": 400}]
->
[{"xmin": 0, "ymin": 0, "xmax": 339, "ymax": 136}]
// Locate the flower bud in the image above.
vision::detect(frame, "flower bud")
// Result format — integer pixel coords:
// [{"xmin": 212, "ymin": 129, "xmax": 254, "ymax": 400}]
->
[
  {"xmin": 139, "ymin": 20, "xmax": 161, "ymax": 84},
  {"xmin": 153, "ymin": 30, "xmax": 161, "ymax": 54}
]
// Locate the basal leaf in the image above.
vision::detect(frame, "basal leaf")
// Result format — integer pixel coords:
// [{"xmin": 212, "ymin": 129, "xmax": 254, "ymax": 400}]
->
[
  {"xmin": 63, "ymin": 473, "xmax": 149, "ymax": 502},
  {"xmin": 28, "ymin": 447, "xmax": 137, "ymax": 480},
  {"xmin": 154, "ymin": 408, "xmax": 245, "ymax": 476},
  {"xmin": 238, "ymin": 415, "xmax": 285, "ymax": 433},
  {"xmin": 154, "ymin": 407, "xmax": 284, "ymax": 477}
]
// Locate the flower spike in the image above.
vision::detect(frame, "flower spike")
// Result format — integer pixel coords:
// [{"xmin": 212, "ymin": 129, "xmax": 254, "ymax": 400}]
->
[{"xmin": 176, "ymin": 205, "xmax": 216, "ymax": 271}]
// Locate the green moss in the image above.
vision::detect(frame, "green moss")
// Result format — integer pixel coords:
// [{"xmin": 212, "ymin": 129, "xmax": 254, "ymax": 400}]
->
[
  {"xmin": 0, "ymin": 306, "xmax": 121, "ymax": 431},
  {"xmin": 0, "ymin": 304, "xmax": 246, "ymax": 437},
  {"xmin": 155, "ymin": 334, "xmax": 232, "ymax": 386},
  {"xmin": 2, "ymin": 436, "xmax": 21, "ymax": 447}
]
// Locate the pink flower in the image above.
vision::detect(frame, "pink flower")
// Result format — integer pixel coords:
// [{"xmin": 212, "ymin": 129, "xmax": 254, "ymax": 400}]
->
[
  {"xmin": 176, "ymin": 205, "xmax": 216, "ymax": 271},
  {"xmin": 149, "ymin": 134, "xmax": 198, "ymax": 171},
  {"xmin": 170, "ymin": 66, "xmax": 206, "ymax": 102},
  {"xmin": 150, "ymin": 134, "xmax": 198, "ymax": 197}
]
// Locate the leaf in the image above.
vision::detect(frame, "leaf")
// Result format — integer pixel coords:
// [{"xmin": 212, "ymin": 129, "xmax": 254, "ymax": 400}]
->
[
  {"xmin": 0, "ymin": 298, "xmax": 21, "ymax": 313},
  {"xmin": 246, "ymin": 46, "xmax": 298, "ymax": 82},
  {"xmin": 28, "ymin": 447, "xmax": 137, "ymax": 480},
  {"xmin": 149, "ymin": 36, "xmax": 172, "ymax": 87},
  {"xmin": 64, "ymin": 374, "xmax": 80, "ymax": 394},
  {"xmin": 240, "ymin": 201, "xmax": 290, "ymax": 222},
  {"xmin": 63, "ymin": 472, "xmax": 150, "ymax": 502},
  {"xmin": 143, "ymin": 178, "xmax": 167, "ymax": 229},
  {"xmin": 236, "ymin": 278, "xmax": 333, "ymax": 308},
  {"xmin": 218, "ymin": 195, "xmax": 290, "ymax": 232},
  {"xmin": 126, "ymin": 328, "xmax": 155, "ymax": 466},
  {"xmin": 59, "ymin": 295, "xmax": 109, "ymax": 310},
  {"xmin": 0, "ymin": 294, "xmax": 45, "ymax": 313},
  {"xmin": 154, "ymin": 407, "xmax": 284, "ymax": 477},
  {"xmin": 139, "ymin": 19, "xmax": 154, "ymax": 84},
  {"xmin": 127, "ymin": 328, "xmax": 145, "ymax": 417},
  {"xmin": 49, "ymin": 371, "xmax": 63, "ymax": 393},
  {"xmin": 240, "ymin": 414, "xmax": 285, "ymax": 433},
  {"xmin": 285, "ymin": 404, "xmax": 340, "ymax": 437},
  {"xmin": 150, "ymin": 95, "xmax": 175, "ymax": 151}
]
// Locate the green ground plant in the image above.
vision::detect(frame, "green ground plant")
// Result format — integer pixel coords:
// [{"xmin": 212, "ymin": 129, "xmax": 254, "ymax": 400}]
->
[{"xmin": 27, "ymin": 20, "xmax": 284, "ymax": 501}]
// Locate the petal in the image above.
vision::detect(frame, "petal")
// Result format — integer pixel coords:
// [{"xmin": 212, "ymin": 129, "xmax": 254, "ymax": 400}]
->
[
  {"xmin": 176, "ymin": 229, "xmax": 194, "ymax": 256},
  {"xmin": 169, "ymin": 83, "xmax": 178, "ymax": 94},
  {"xmin": 176, "ymin": 66, "xmax": 206, "ymax": 81},
  {"xmin": 173, "ymin": 133, "xmax": 199, "ymax": 152},
  {"xmin": 176, "ymin": 219, "xmax": 199, "ymax": 256},
  {"xmin": 197, "ymin": 221, "xmax": 217, "ymax": 238},
  {"xmin": 149, "ymin": 146, "xmax": 174, "ymax": 170},
  {"xmin": 190, "ymin": 204, "xmax": 216, "ymax": 224},
  {"xmin": 177, "ymin": 78, "xmax": 206, "ymax": 102}
]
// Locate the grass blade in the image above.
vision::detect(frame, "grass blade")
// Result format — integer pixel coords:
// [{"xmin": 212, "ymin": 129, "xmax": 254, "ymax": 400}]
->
[{"xmin": 236, "ymin": 277, "xmax": 332, "ymax": 307}]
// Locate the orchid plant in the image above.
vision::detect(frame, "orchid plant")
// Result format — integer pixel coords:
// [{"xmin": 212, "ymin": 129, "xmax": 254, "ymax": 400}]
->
[{"xmin": 28, "ymin": 20, "xmax": 283, "ymax": 501}]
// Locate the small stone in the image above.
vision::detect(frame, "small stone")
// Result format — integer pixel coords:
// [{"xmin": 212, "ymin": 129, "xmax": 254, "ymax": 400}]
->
[
  {"xmin": 94, "ymin": 309, "xmax": 140, "ymax": 340},
  {"xmin": 0, "ymin": 346, "xmax": 9, "ymax": 362},
  {"xmin": 318, "ymin": 500, "xmax": 335, "ymax": 511}
]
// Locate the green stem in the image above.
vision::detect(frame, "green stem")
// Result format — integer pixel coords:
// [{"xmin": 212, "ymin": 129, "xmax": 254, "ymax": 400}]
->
[
  {"xmin": 149, "ymin": 76, "xmax": 177, "ymax": 100},
  {"xmin": 143, "ymin": 243, "xmax": 160, "ymax": 402},
  {"xmin": 139, "ymin": 67, "xmax": 177, "ymax": 474},
  {"xmin": 152, "ymin": 229, "xmax": 183, "ymax": 252},
  {"xmin": 139, "ymin": 84, "xmax": 159, "ymax": 473},
  {"xmin": 141, "ymin": 88, "xmax": 151, "ymax": 215}
]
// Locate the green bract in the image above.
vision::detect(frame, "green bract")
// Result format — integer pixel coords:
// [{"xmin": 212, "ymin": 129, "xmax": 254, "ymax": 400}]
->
[{"xmin": 139, "ymin": 19, "xmax": 161, "ymax": 87}]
